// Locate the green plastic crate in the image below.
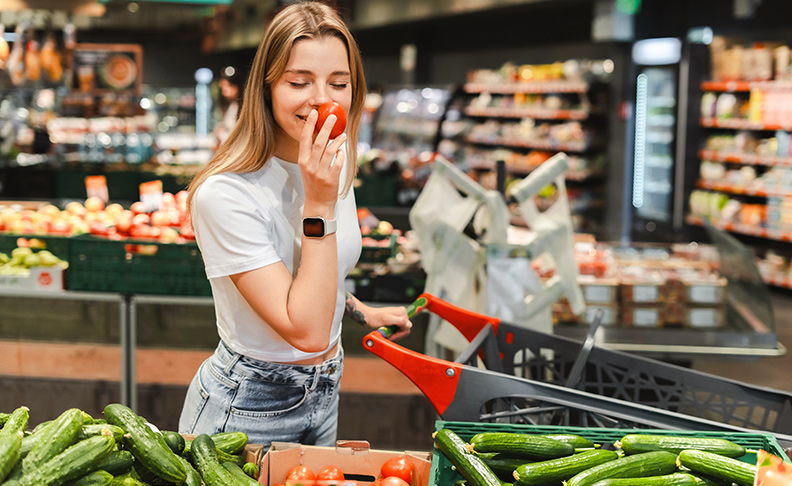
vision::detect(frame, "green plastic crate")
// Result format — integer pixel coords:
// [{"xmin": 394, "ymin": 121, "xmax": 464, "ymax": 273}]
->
[
  {"xmin": 360, "ymin": 233, "xmax": 398, "ymax": 263},
  {"xmin": 66, "ymin": 234, "xmax": 211, "ymax": 296},
  {"xmin": 430, "ymin": 421, "xmax": 790, "ymax": 486}
]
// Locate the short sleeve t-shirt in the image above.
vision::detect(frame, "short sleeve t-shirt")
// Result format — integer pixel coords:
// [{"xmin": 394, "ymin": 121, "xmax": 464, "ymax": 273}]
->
[{"xmin": 191, "ymin": 155, "xmax": 361, "ymax": 363}]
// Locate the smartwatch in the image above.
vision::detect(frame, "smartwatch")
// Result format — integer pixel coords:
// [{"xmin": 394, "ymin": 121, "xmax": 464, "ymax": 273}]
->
[{"xmin": 302, "ymin": 216, "xmax": 337, "ymax": 238}]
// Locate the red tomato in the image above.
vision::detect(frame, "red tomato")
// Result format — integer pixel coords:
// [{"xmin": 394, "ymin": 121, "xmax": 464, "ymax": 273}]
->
[
  {"xmin": 380, "ymin": 456, "xmax": 414, "ymax": 484},
  {"xmin": 316, "ymin": 465, "xmax": 345, "ymax": 481},
  {"xmin": 287, "ymin": 465, "xmax": 316, "ymax": 483},
  {"xmin": 315, "ymin": 101, "xmax": 347, "ymax": 139},
  {"xmin": 380, "ymin": 477, "xmax": 410, "ymax": 486}
]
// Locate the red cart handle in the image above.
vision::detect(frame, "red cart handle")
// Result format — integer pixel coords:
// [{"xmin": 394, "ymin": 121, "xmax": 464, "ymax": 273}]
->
[
  {"xmin": 362, "ymin": 330, "xmax": 463, "ymax": 416},
  {"xmin": 413, "ymin": 292, "xmax": 501, "ymax": 342}
]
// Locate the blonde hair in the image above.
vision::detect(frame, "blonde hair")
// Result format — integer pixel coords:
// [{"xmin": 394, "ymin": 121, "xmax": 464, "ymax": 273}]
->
[{"xmin": 187, "ymin": 1, "xmax": 366, "ymax": 212}]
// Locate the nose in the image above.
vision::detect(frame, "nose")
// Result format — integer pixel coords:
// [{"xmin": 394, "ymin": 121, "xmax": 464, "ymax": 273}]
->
[{"xmin": 309, "ymin": 84, "xmax": 331, "ymax": 108}]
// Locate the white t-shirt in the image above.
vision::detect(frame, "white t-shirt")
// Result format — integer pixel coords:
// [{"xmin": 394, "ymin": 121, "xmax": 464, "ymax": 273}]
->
[{"xmin": 192, "ymin": 155, "xmax": 362, "ymax": 363}]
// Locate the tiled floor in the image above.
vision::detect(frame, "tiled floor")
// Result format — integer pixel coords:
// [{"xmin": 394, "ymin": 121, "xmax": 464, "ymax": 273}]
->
[{"xmin": 691, "ymin": 289, "xmax": 792, "ymax": 394}]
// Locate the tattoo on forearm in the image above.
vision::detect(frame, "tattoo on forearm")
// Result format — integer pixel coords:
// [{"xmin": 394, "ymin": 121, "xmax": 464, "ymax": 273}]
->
[{"xmin": 345, "ymin": 291, "xmax": 367, "ymax": 326}]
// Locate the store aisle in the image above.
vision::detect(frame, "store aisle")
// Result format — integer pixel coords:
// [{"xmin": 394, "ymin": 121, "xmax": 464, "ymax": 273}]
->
[{"xmin": 691, "ymin": 289, "xmax": 792, "ymax": 394}]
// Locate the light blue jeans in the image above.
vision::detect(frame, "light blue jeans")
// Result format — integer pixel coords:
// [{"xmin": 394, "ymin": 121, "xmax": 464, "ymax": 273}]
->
[{"xmin": 178, "ymin": 340, "xmax": 343, "ymax": 448}]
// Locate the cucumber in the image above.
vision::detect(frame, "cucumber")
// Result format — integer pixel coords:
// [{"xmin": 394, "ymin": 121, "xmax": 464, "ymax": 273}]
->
[
  {"xmin": 160, "ymin": 431, "xmax": 185, "ymax": 455},
  {"xmin": 566, "ymin": 451, "xmax": 679, "ymax": 486},
  {"xmin": 543, "ymin": 433, "xmax": 596, "ymax": 450},
  {"xmin": 189, "ymin": 434, "xmax": 241, "ymax": 486},
  {"xmin": 22, "ymin": 408, "xmax": 84, "ymax": 473},
  {"xmin": 0, "ymin": 413, "xmax": 9, "ymax": 428},
  {"xmin": 216, "ymin": 448, "xmax": 246, "ymax": 467},
  {"xmin": 64, "ymin": 470, "xmax": 114, "ymax": 486},
  {"xmin": 222, "ymin": 461, "xmax": 261, "ymax": 486},
  {"xmin": 513, "ymin": 449, "xmax": 618, "ymax": 486},
  {"xmin": 0, "ymin": 407, "xmax": 29, "ymax": 437},
  {"xmin": 0, "ymin": 431, "xmax": 23, "ymax": 483},
  {"xmin": 174, "ymin": 455, "xmax": 203, "ymax": 486},
  {"xmin": 433, "ymin": 428, "xmax": 501, "ymax": 486},
  {"xmin": 75, "ymin": 425, "xmax": 125, "ymax": 443},
  {"xmin": 677, "ymin": 449, "xmax": 757, "ymax": 486},
  {"xmin": 589, "ymin": 472, "xmax": 698, "ymax": 486},
  {"xmin": 103, "ymin": 403, "xmax": 186, "ymax": 484},
  {"xmin": 479, "ymin": 453, "xmax": 531, "ymax": 480},
  {"xmin": 470, "ymin": 433, "xmax": 574, "ymax": 460},
  {"xmin": 94, "ymin": 450, "xmax": 134, "ymax": 476},
  {"xmin": 108, "ymin": 471, "xmax": 148, "ymax": 486},
  {"xmin": 19, "ymin": 434, "xmax": 115, "ymax": 486},
  {"xmin": 183, "ymin": 430, "xmax": 248, "ymax": 457},
  {"xmin": 242, "ymin": 462, "xmax": 259, "ymax": 479},
  {"xmin": 618, "ymin": 434, "xmax": 746, "ymax": 458}
]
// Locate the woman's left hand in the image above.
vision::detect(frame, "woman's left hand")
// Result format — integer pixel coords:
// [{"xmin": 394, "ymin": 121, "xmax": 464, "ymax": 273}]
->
[{"xmin": 366, "ymin": 305, "xmax": 412, "ymax": 341}]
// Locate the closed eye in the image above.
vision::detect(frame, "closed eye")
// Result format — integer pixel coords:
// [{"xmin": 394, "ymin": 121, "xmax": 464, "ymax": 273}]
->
[{"xmin": 289, "ymin": 82, "xmax": 309, "ymax": 88}]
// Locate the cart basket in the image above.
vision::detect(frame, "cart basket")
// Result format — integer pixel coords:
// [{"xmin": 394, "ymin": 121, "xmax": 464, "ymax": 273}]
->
[{"xmin": 365, "ymin": 293, "xmax": 792, "ymax": 448}]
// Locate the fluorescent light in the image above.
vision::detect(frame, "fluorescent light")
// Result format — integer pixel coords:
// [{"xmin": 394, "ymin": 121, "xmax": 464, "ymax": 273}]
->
[{"xmin": 632, "ymin": 37, "xmax": 682, "ymax": 66}]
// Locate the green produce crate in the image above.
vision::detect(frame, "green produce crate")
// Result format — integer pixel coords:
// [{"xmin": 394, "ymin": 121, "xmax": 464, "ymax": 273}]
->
[
  {"xmin": 66, "ymin": 234, "xmax": 211, "ymax": 296},
  {"xmin": 0, "ymin": 233, "xmax": 72, "ymax": 259},
  {"xmin": 360, "ymin": 233, "xmax": 398, "ymax": 263},
  {"xmin": 430, "ymin": 421, "xmax": 789, "ymax": 486}
]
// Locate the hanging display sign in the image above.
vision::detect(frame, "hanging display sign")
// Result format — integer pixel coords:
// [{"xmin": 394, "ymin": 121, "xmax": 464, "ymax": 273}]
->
[{"xmin": 71, "ymin": 43, "xmax": 143, "ymax": 94}]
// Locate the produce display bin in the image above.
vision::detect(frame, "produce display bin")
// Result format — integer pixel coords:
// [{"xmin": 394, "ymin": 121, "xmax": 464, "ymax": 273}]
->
[
  {"xmin": 66, "ymin": 234, "xmax": 211, "ymax": 296},
  {"xmin": 430, "ymin": 421, "xmax": 789, "ymax": 486},
  {"xmin": 359, "ymin": 233, "xmax": 399, "ymax": 263},
  {"xmin": 363, "ymin": 293, "xmax": 792, "ymax": 449},
  {"xmin": 0, "ymin": 233, "xmax": 72, "ymax": 259}
]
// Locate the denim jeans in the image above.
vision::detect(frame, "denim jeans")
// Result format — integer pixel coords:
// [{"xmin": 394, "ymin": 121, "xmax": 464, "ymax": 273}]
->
[{"xmin": 178, "ymin": 340, "xmax": 343, "ymax": 448}]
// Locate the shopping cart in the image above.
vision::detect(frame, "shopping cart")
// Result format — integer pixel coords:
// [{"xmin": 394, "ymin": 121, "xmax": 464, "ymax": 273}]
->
[{"xmin": 367, "ymin": 293, "xmax": 792, "ymax": 448}]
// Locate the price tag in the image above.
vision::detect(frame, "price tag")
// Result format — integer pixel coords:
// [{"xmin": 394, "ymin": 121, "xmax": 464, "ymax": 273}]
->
[
  {"xmin": 85, "ymin": 175, "xmax": 109, "ymax": 203},
  {"xmin": 583, "ymin": 285, "xmax": 614, "ymax": 303},
  {"xmin": 688, "ymin": 284, "xmax": 720, "ymax": 303},
  {"xmin": 139, "ymin": 180, "xmax": 163, "ymax": 213},
  {"xmin": 688, "ymin": 308, "xmax": 719, "ymax": 328},
  {"xmin": 632, "ymin": 284, "xmax": 660, "ymax": 303},
  {"xmin": 633, "ymin": 308, "xmax": 660, "ymax": 327}
]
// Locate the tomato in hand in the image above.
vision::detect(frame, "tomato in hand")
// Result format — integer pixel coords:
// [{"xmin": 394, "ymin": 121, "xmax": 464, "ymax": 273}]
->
[
  {"xmin": 380, "ymin": 477, "xmax": 410, "ymax": 486},
  {"xmin": 286, "ymin": 464, "xmax": 316, "ymax": 485},
  {"xmin": 316, "ymin": 465, "xmax": 345, "ymax": 481},
  {"xmin": 380, "ymin": 456, "xmax": 414, "ymax": 484},
  {"xmin": 315, "ymin": 101, "xmax": 347, "ymax": 139}
]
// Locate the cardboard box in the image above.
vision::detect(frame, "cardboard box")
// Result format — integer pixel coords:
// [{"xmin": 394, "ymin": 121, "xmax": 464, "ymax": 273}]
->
[
  {"xmin": 0, "ymin": 267, "xmax": 64, "ymax": 291},
  {"xmin": 260, "ymin": 440, "xmax": 431, "ymax": 486}
]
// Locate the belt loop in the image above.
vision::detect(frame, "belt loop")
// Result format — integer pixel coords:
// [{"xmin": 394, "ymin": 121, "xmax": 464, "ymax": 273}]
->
[
  {"xmin": 308, "ymin": 365, "xmax": 321, "ymax": 392},
  {"xmin": 223, "ymin": 347, "xmax": 242, "ymax": 376}
]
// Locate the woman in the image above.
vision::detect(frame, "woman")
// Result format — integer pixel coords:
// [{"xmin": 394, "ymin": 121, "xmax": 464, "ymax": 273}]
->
[
  {"xmin": 179, "ymin": 1, "xmax": 412, "ymax": 447},
  {"xmin": 212, "ymin": 65, "xmax": 244, "ymax": 145}
]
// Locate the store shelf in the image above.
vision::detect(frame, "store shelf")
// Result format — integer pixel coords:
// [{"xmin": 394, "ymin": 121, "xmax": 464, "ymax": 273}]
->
[
  {"xmin": 700, "ymin": 117, "xmax": 792, "ymax": 131},
  {"xmin": 696, "ymin": 179, "xmax": 792, "ymax": 198},
  {"xmin": 701, "ymin": 80, "xmax": 792, "ymax": 92},
  {"xmin": 464, "ymin": 106, "xmax": 589, "ymax": 120},
  {"xmin": 686, "ymin": 214, "xmax": 792, "ymax": 242},
  {"xmin": 464, "ymin": 133, "xmax": 589, "ymax": 152},
  {"xmin": 463, "ymin": 80, "xmax": 589, "ymax": 94},
  {"xmin": 699, "ymin": 149, "xmax": 792, "ymax": 168}
]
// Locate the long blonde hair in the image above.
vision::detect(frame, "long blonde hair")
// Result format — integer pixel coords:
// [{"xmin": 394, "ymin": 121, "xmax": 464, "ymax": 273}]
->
[{"xmin": 187, "ymin": 1, "xmax": 366, "ymax": 212}]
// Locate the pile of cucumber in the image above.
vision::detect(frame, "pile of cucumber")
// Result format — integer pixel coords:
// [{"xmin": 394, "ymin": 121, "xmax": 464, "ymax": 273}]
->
[
  {"xmin": 433, "ymin": 429, "xmax": 761, "ymax": 486},
  {"xmin": 0, "ymin": 404, "xmax": 260, "ymax": 486}
]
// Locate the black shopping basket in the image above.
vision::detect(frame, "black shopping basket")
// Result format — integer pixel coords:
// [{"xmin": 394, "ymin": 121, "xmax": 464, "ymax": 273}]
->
[{"xmin": 365, "ymin": 293, "xmax": 792, "ymax": 448}]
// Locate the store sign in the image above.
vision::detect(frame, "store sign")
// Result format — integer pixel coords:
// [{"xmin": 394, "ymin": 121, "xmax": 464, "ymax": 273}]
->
[{"xmin": 71, "ymin": 43, "xmax": 143, "ymax": 94}]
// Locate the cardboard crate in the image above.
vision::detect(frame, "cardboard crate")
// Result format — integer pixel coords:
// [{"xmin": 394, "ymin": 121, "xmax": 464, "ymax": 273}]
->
[
  {"xmin": 261, "ymin": 440, "xmax": 431, "ymax": 486},
  {"xmin": 430, "ymin": 421, "xmax": 789, "ymax": 486},
  {"xmin": 0, "ymin": 266, "xmax": 64, "ymax": 291}
]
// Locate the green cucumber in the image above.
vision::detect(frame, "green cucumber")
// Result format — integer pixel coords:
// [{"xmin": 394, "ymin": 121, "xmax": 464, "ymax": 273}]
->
[
  {"xmin": 160, "ymin": 431, "xmax": 185, "ymax": 455},
  {"xmin": 189, "ymin": 434, "xmax": 241, "ymax": 486},
  {"xmin": 618, "ymin": 434, "xmax": 746, "ymax": 458},
  {"xmin": 470, "ymin": 432, "xmax": 574, "ymax": 460},
  {"xmin": 433, "ymin": 428, "xmax": 501, "ymax": 486},
  {"xmin": 0, "ymin": 407, "xmax": 29, "ymax": 437},
  {"xmin": 222, "ymin": 461, "xmax": 261, "ymax": 486},
  {"xmin": 75, "ymin": 425, "xmax": 125, "ymax": 443},
  {"xmin": 183, "ymin": 430, "xmax": 248, "ymax": 457},
  {"xmin": 216, "ymin": 448, "xmax": 246, "ymax": 467},
  {"xmin": 22, "ymin": 408, "xmax": 84, "ymax": 473},
  {"xmin": 677, "ymin": 449, "xmax": 757, "ymax": 486},
  {"xmin": 479, "ymin": 454, "xmax": 531, "ymax": 480},
  {"xmin": 64, "ymin": 470, "xmax": 114, "ymax": 486},
  {"xmin": 543, "ymin": 433, "xmax": 596, "ymax": 450},
  {"xmin": 103, "ymin": 403, "xmax": 186, "ymax": 484},
  {"xmin": 242, "ymin": 462, "xmax": 259, "ymax": 479},
  {"xmin": 174, "ymin": 455, "xmax": 203, "ymax": 486},
  {"xmin": 0, "ymin": 431, "xmax": 23, "ymax": 482},
  {"xmin": 19, "ymin": 434, "xmax": 115, "ymax": 486},
  {"xmin": 94, "ymin": 450, "xmax": 134, "ymax": 476},
  {"xmin": 108, "ymin": 471, "xmax": 148, "ymax": 486},
  {"xmin": 566, "ymin": 451, "xmax": 678, "ymax": 486},
  {"xmin": 0, "ymin": 413, "xmax": 10, "ymax": 429},
  {"xmin": 589, "ymin": 472, "xmax": 698, "ymax": 486},
  {"xmin": 513, "ymin": 449, "xmax": 618, "ymax": 486}
]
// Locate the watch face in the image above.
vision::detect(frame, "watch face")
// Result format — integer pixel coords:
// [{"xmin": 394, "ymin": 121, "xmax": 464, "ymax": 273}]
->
[{"xmin": 303, "ymin": 217, "xmax": 325, "ymax": 237}]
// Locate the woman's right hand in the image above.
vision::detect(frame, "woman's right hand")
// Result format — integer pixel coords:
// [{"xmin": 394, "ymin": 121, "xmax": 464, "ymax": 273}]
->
[{"xmin": 298, "ymin": 109, "xmax": 346, "ymax": 217}]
